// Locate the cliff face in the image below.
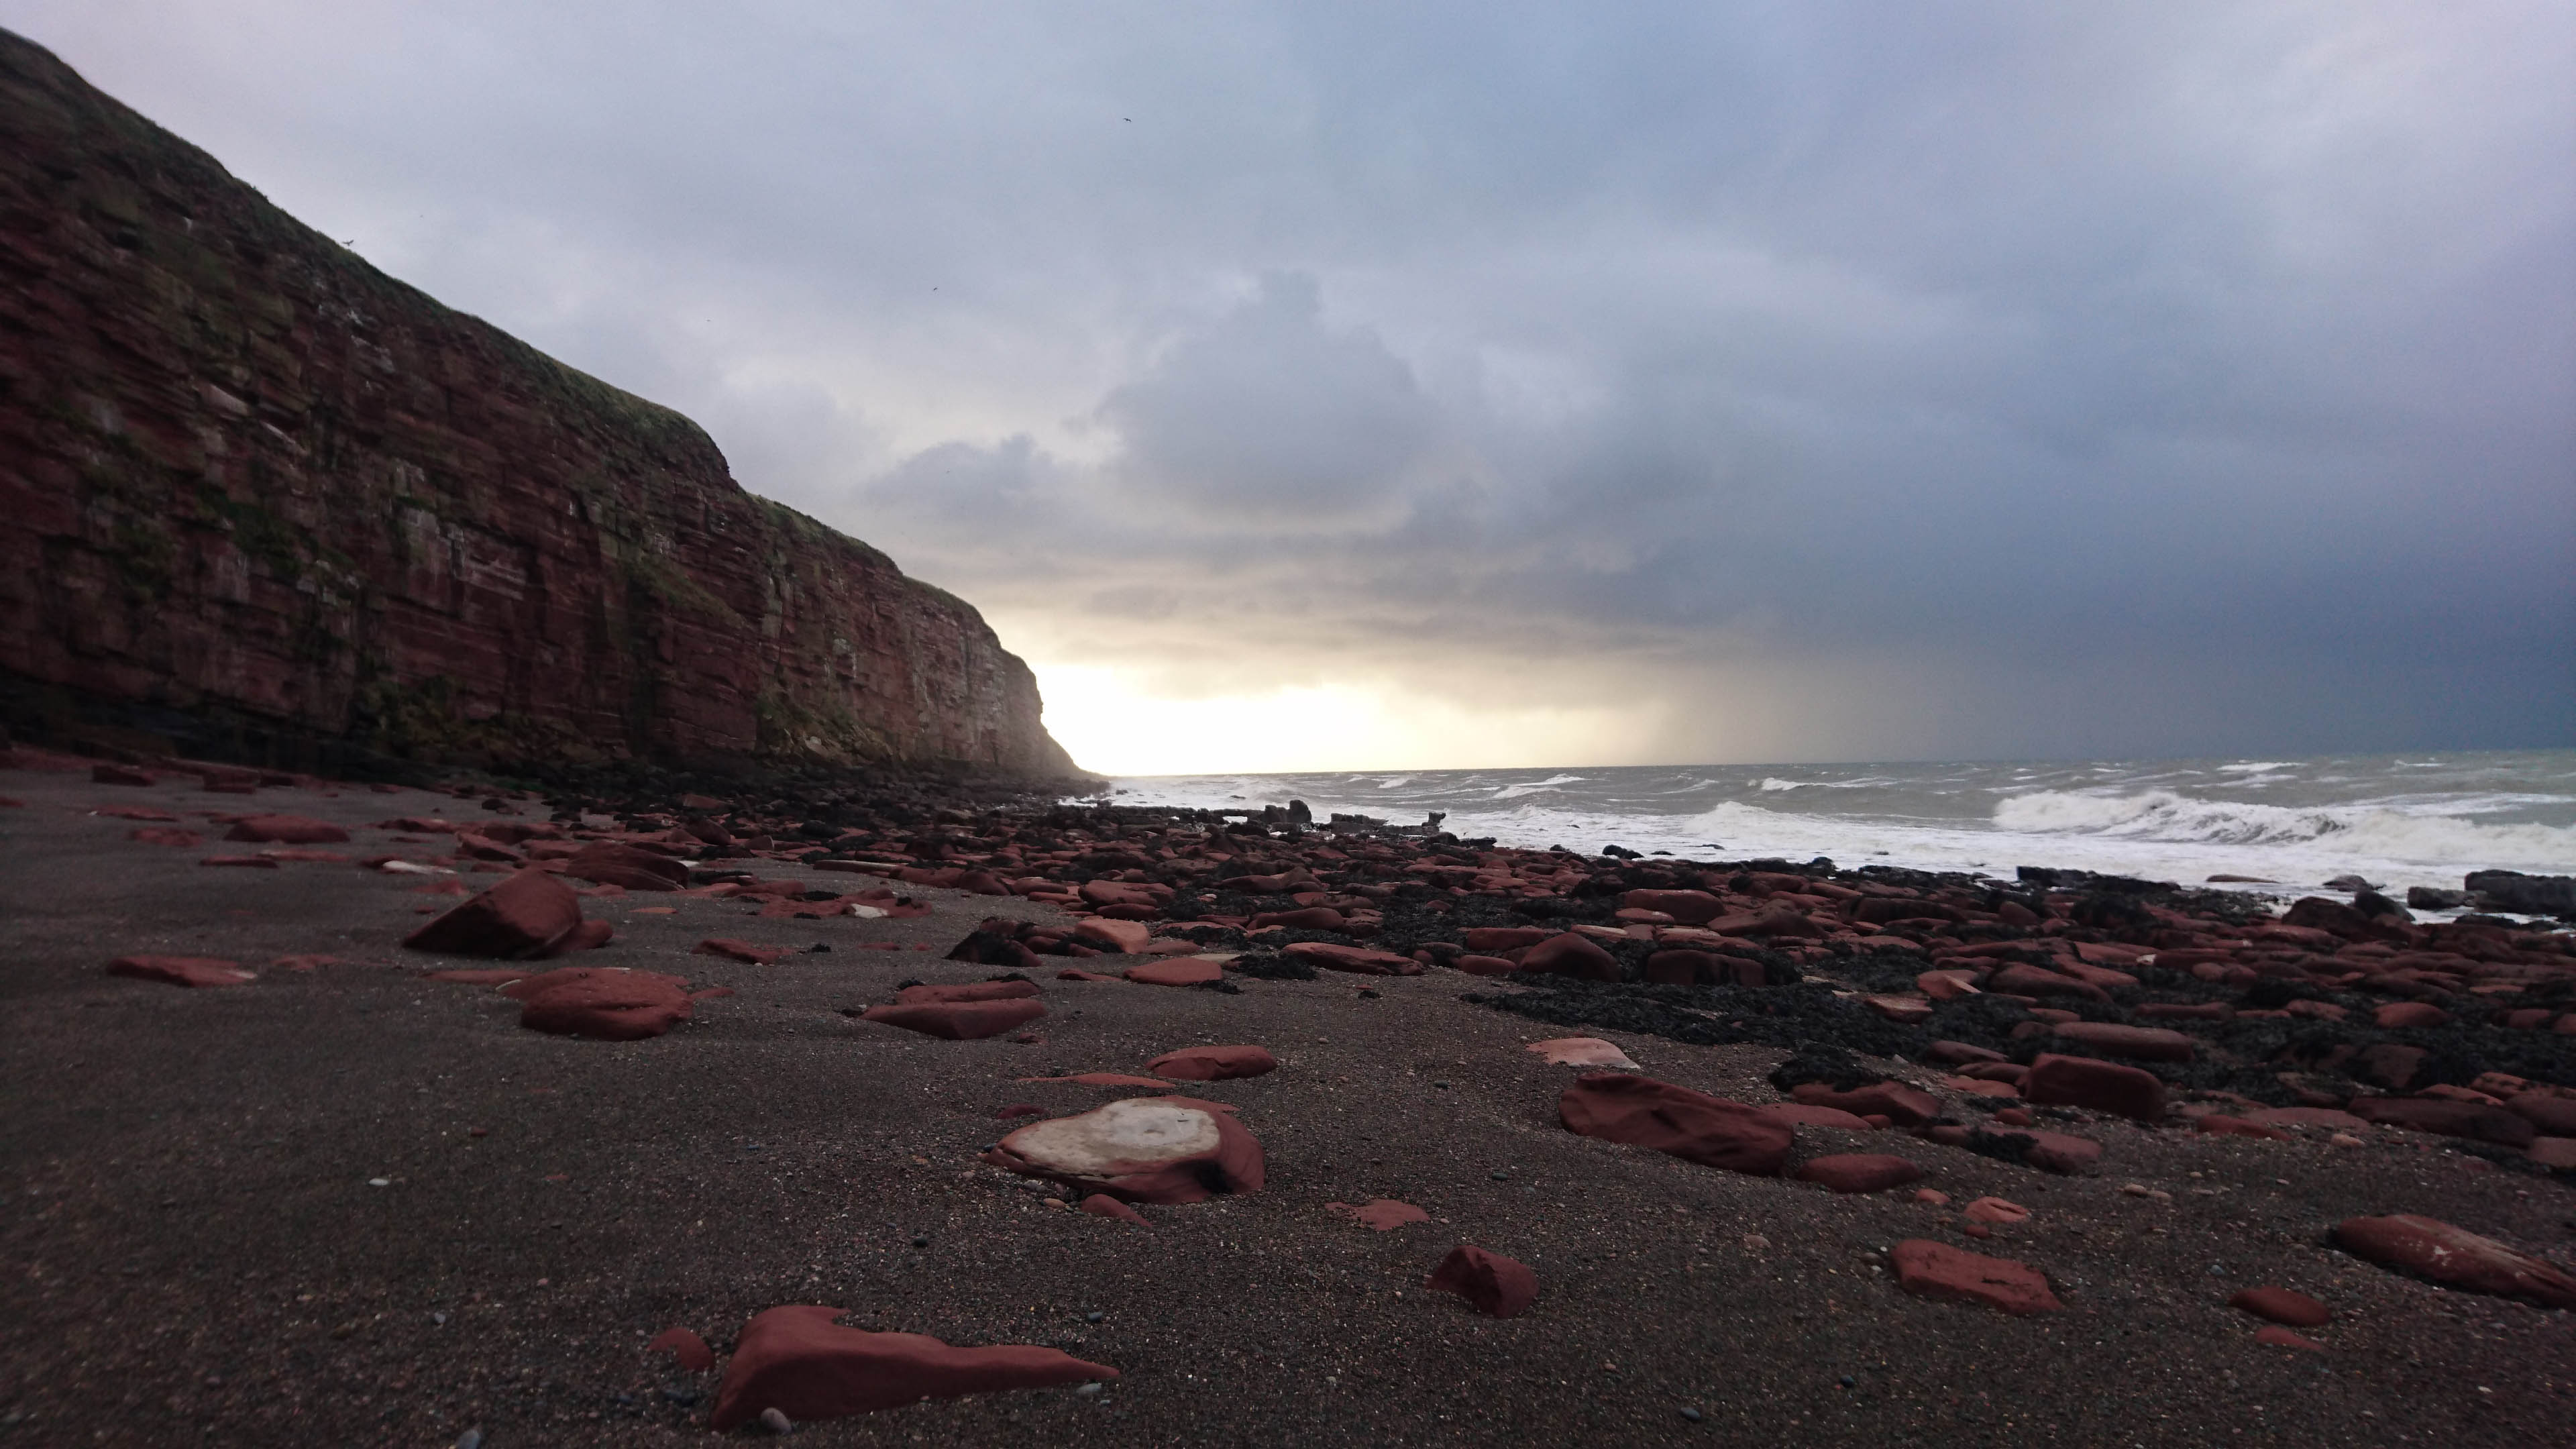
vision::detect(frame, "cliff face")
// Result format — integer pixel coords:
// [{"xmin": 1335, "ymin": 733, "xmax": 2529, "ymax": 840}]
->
[{"xmin": 0, "ymin": 30, "xmax": 1079, "ymax": 777}]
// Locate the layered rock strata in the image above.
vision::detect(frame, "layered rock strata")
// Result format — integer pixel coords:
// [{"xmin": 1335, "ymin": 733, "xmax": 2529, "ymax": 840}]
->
[{"xmin": 0, "ymin": 30, "xmax": 1075, "ymax": 777}]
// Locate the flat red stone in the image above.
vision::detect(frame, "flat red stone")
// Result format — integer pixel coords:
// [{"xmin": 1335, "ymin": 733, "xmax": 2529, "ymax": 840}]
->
[
  {"xmin": 2048, "ymin": 1021, "xmax": 2195, "ymax": 1063},
  {"xmin": 2023, "ymin": 1054, "xmax": 2167, "ymax": 1121},
  {"xmin": 1790, "ymin": 1081, "xmax": 1940, "ymax": 1126},
  {"xmin": 1146, "ymin": 1045, "xmax": 1277, "ymax": 1081},
  {"xmin": 1122, "ymin": 958, "xmax": 1222, "ymax": 987},
  {"xmin": 1425, "ymin": 1244, "xmax": 1538, "ymax": 1318},
  {"xmin": 694, "ymin": 937, "xmax": 793, "ymax": 965},
  {"xmin": 1079, "ymin": 1193, "xmax": 1150, "ymax": 1227},
  {"xmin": 1328, "ymin": 1198, "xmax": 1430, "ymax": 1230},
  {"xmin": 1964, "ymin": 1195, "xmax": 2031, "ymax": 1224},
  {"xmin": 1794, "ymin": 1154, "xmax": 1924, "ymax": 1193},
  {"xmin": 860, "ymin": 1000, "xmax": 1047, "ymax": 1040},
  {"xmin": 2254, "ymin": 1326, "xmax": 2324, "ymax": 1350},
  {"xmin": 404, "ymin": 869, "xmax": 588, "ymax": 959},
  {"xmin": 2229, "ymin": 1287, "xmax": 2329, "ymax": 1327},
  {"xmin": 708, "ymin": 1305, "xmax": 1115, "ymax": 1430},
  {"xmin": 1282, "ymin": 941, "xmax": 1422, "ymax": 975},
  {"xmin": 2334, "ymin": 1214, "xmax": 2576, "ymax": 1308},
  {"xmin": 1560, "ymin": 1073, "xmax": 1792, "ymax": 1176},
  {"xmin": 896, "ymin": 979, "xmax": 1040, "ymax": 1005},
  {"xmin": 223, "ymin": 814, "xmax": 350, "ymax": 845},
  {"xmin": 105, "ymin": 955, "xmax": 254, "ymax": 988},
  {"xmin": 505, "ymin": 967, "xmax": 694, "ymax": 1040},
  {"xmin": 1762, "ymin": 1103, "xmax": 1875, "ymax": 1130},
  {"xmin": 1890, "ymin": 1238, "xmax": 2061, "ymax": 1315}
]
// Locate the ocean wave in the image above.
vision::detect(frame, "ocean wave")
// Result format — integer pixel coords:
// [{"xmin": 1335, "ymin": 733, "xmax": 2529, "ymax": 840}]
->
[
  {"xmin": 1993, "ymin": 789, "xmax": 2576, "ymax": 866},
  {"xmin": 1757, "ymin": 777, "xmax": 1807, "ymax": 791},
  {"xmin": 2217, "ymin": 761, "xmax": 2298, "ymax": 774},
  {"xmin": 1491, "ymin": 773, "xmax": 1587, "ymax": 800}
]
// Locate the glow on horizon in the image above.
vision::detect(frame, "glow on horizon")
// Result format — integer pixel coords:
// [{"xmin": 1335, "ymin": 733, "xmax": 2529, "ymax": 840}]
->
[{"xmin": 1032, "ymin": 663, "xmax": 1670, "ymax": 776}]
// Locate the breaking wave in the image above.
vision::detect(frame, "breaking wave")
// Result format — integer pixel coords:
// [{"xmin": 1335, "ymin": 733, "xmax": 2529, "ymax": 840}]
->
[{"xmin": 1994, "ymin": 789, "xmax": 2576, "ymax": 865}]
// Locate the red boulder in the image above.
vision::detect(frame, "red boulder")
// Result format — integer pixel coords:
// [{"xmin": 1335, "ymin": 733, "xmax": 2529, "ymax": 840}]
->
[
  {"xmin": 1518, "ymin": 932, "xmax": 1621, "ymax": 981},
  {"xmin": 1794, "ymin": 1154, "xmax": 1925, "ymax": 1193},
  {"xmin": 1122, "ymin": 959, "xmax": 1224, "ymax": 987},
  {"xmin": 1425, "ymin": 1245, "xmax": 1538, "ymax": 1318},
  {"xmin": 506, "ymin": 967, "xmax": 694, "ymax": 1040},
  {"xmin": 403, "ymin": 869, "xmax": 589, "ymax": 959},
  {"xmin": 2047, "ymin": 1022, "xmax": 2194, "ymax": 1063},
  {"xmin": 1790, "ymin": 1081, "xmax": 1940, "ymax": 1127},
  {"xmin": 2347, "ymin": 1097, "xmax": 2535, "ymax": 1148},
  {"xmin": 708, "ymin": 1305, "xmax": 1115, "ymax": 1430},
  {"xmin": 2023, "ymin": 1053, "xmax": 2167, "ymax": 1121},
  {"xmin": 1890, "ymin": 1239, "xmax": 2062, "ymax": 1315},
  {"xmin": 1558, "ymin": 1073, "xmax": 1792, "ymax": 1176},
  {"xmin": 561, "ymin": 843, "xmax": 688, "ymax": 891},
  {"xmin": 2334, "ymin": 1215, "xmax": 2576, "ymax": 1308}
]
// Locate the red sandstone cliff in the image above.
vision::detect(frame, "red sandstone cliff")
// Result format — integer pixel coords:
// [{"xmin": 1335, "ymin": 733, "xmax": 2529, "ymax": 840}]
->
[{"xmin": 0, "ymin": 30, "xmax": 1079, "ymax": 777}]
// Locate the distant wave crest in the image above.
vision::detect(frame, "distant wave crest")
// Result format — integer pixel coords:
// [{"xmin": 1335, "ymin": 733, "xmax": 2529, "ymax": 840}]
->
[
  {"xmin": 1994, "ymin": 789, "xmax": 2576, "ymax": 864},
  {"xmin": 1492, "ymin": 773, "xmax": 1587, "ymax": 800}
]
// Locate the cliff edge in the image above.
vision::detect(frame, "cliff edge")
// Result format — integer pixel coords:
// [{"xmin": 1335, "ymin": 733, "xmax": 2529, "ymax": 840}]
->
[{"xmin": 0, "ymin": 29, "xmax": 1081, "ymax": 778}]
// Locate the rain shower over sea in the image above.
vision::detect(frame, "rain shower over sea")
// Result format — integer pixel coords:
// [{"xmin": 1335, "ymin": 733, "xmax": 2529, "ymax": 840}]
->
[{"xmin": 1095, "ymin": 751, "xmax": 2576, "ymax": 896}]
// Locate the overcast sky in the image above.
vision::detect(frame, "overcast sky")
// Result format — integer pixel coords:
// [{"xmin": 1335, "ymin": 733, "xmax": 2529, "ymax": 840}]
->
[{"xmin": 13, "ymin": 2, "xmax": 2572, "ymax": 772}]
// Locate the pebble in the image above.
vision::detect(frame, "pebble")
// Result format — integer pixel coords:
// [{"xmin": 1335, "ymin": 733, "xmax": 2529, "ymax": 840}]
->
[
  {"xmin": 454, "ymin": 1432, "xmax": 484, "ymax": 1449},
  {"xmin": 759, "ymin": 1405, "xmax": 794, "ymax": 1433},
  {"xmin": 1680, "ymin": 1406, "xmax": 1703, "ymax": 1421}
]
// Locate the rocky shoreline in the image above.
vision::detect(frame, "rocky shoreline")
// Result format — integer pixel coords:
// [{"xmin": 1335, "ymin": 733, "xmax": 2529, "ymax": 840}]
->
[{"xmin": 5, "ymin": 745, "xmax": 2574, "ymax": 1446}]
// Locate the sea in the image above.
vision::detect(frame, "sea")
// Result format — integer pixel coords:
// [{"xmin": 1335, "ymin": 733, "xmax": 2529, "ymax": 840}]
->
[{"xmin": 1086, "ymin": 750, "xmax": 2576, "ymax": 897}]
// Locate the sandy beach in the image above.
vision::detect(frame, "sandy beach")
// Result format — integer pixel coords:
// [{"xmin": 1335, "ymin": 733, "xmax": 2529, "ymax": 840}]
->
[{"xmin": 3, "ymin": 752, "xmax": 2573, "ymax": 1448}]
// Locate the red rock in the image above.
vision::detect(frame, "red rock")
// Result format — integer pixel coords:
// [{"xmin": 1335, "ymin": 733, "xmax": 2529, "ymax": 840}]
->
[
  {"xmin": 1993, "ymin": 1107, "xmax": 2033, "ymax": 1126},
  {"xmin": 897, "ymin": 979, "xmax": 1041, "ymax": 1005},
  {"xmin": 1327, "ymin": 1198, "xmax": 1429, "ymax": 1230},
  {"xmin": 198, "ymin": 854, "xmax": 278, "ymax": 868},
  {"xmin": 1122, "ymin": 958, "xmax": 1223, "ymax": 987},
  {"xmin": 1056, "ymin": 969, "xmax": 1120, "ymax": 982},
  {"xmin": 1527, "ymin": 1037, "xmax": 1638, "ymax": 1068},
  {"xmin": 1250, "ymin": 906, "xmax": 1345, "ymax": 930},
  {"xmin": 2243, "ymin": 1106, "xmax": 2367, "ymax": 1130},
  {"xmin": 1424, "ymin": 1244, "xmax": 1538, "ymax": 1318},
  {"xmin": 1986, "ymin": 964, "xmax": 2110, "ymax": 1002},
  {"xmin": 105, "ymin": 954, "xmax": 254, "ymax": 987},
  {"xmin": 268, "ymin": 954, "xmax": 341, "ymax": 971},
  {"xmin": 2334, "ymin": 1215, "xmax": 2576, "ymax": 1307},
  {"xmin": 2198, "ymin": 1115, "xmax": 2291, "ymax": 1141},
  {"xmin": 708, "ymin": 1305, "xmax": 1114, "ymax": 1430},
  {"xmin": 1913, "ymin": 1187, "xmax": 1951, "ymax": 1205},
  {"xmin": 2048, "ymin": 1022, "xmax": 2194, "ymax": 1063},
  {"xmin": 996, "ymin": 1104, "xmax": 1044, "ymax": 1120},
  {"xmin": 1146, "ymin": 1045, "xmax": 1277, "ymax": 1081},
  {"xmin": 1790, "ymin": 1081, "xmax": 1940, "ymax": 1127},
  {"xmin": 1079, "ymin": 1193, "xmax": 1150, "ymax": 1226},
  {"xmin": 1558, "ymin": 1073, "xmax": 1792, "ymax": 1176},
  {"xmin": 694, "ymin": 938, "xmax": 792, "ymax": 965},
  {"xmin": 1890, "ymin": 1239, "xmax": 2061, "ymax": 1315},
  {"xmin": 984, "ymin": 1096, "xmax": 1263, "ymax": 1204},
  {"xmin": 2373, "ymin": 1002, "xmax": 2451, "ymax": 1029},
  {"xmin": 2023, "ymin": 1053, "xmax": 2167, "ymax": 1121},
  {"xmin": 2255, "ymin": 1326, "xmax": 2324, "ymax": 1350},
  {"xmin": 540, "ymin": 919, "xmax": 614, "ymax": 957},
  {"xmin": 1454, "ymin": 954, "xmax": 1518, "ymax": 977},
  {"xmin": 860, "ymin": 1000, "xmax": 1047, "ymax": 1040},
  {"xmin": 91, "ymin": 763, "xmax": 156, "ymax": 786},
  {"xmin": 2505, "ymin": 1094, "xmax": 2576, "ymax": 1137},
  {"xmin": 1964, "ymin": 1195, "xmax": 2031, "ymax": 1224},
  {"xmin": 1763, "ymin": 1103, "xmax": 1874, "ymax": 1130},
  {"xmin": 128, "ymin": 826, "xmax": 201, "ymax": 846},
  {"xmin": 403, "ymin": 869, "xmax": 588, "ymax": 959},
  {"xmin": 1516, "ymin": 932, "xmax": 1622, "ymax": 981},
  {"xmin": 1619, "ymin": 889, "xmax": 1726, "ymax": 924},
  {"xmin": 1917, "ymin": 970, "xmax": 1980, "ymax": 1002},
  {"xmin": 506, "ymin": 967, "xmax": 694, "ymax": 1040},
  {"xmin": 2526, "ymin": 1138, "xmax": 2576, "ymax": 1169},
  {"xmin": 1922, "ymin": 1040, "xmax": 2007, "ymax": 1065},
  {"xmin": 221, "ymin": 814, "xmax": 350, "ymax": 845},
  {"xmin": 2347, "ymin": 1097, "xmax": 2536, "ymax": 1148},
  {"xmin": 1794, "ymin": 1154, "xmax": 1923, "ymax": 1193},
  {"xmin": 561, "ymin": 843, "xmax": 688, "ymax": 892},
  {"xmin": 1073, "ymin": 918, "xmax": 1151, "ymax": 955},
  {"xmin": 1462, "ymin": 926, "xmax": 1554, "ymax": 952},
  {"xmin": 2229, "ymin": 1287, "xmax": 2329, "ymax": 1327},
  {"xmin": 1282, "ymin": 941, "xmax": 1421, "ymax": 975},
  {"xmin": 648, "ymin": 1326, "xmax": 714, "ymax": 1373},
  {"xmin": 423, "ymin": 967, "xmax": 528, "ymax": 985}
]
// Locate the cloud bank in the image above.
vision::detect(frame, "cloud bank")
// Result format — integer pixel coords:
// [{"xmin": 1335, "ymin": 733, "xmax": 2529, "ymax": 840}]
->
[{"xmin": 15, "ymin": 1, "xmax": 2572, "ymax": 769}]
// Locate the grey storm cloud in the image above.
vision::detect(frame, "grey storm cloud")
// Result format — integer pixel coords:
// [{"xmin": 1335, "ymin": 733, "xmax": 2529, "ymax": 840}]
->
[{"xmin": 14, "ymin": 0, "xmax": 2571, "ymax": 763}]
